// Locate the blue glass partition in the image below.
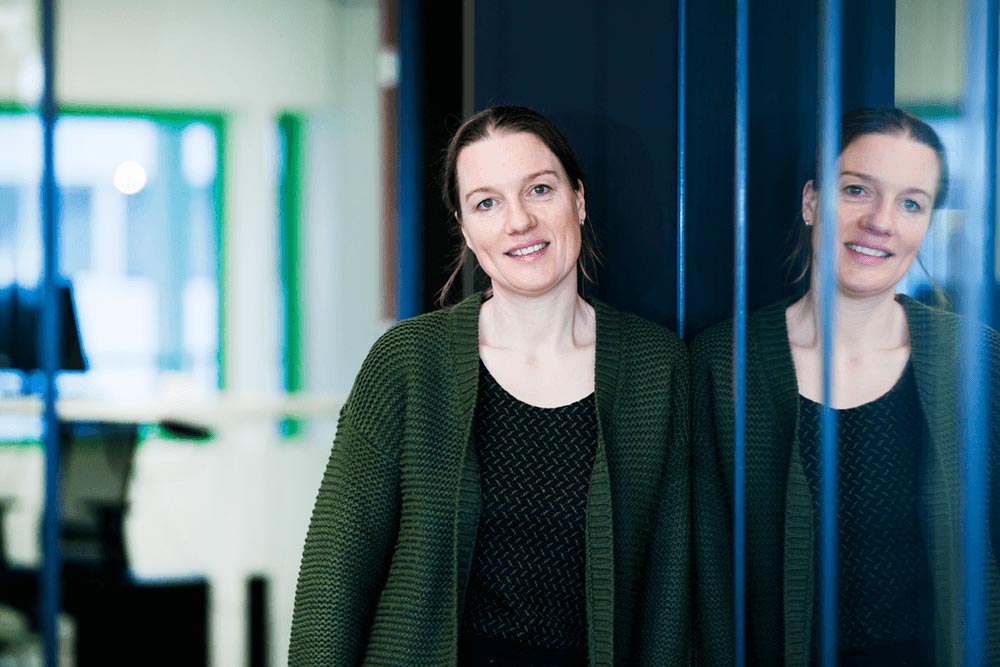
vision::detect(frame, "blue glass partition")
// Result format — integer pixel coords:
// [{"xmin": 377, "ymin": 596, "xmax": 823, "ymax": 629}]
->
[
  {"xmin": 816, "ymin": 0, "xmax": 842, "ymax": 665},
  {"xmin": 960, "ymin": 1, "xmax": 998, "ymax": 664},
  {"xmin": 732, "ymin": 0, "xmax": 748, "ymax": 664}
]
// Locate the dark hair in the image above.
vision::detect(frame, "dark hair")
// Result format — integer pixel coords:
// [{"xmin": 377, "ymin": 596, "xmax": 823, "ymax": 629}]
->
[
  {"xmin": 788, "ymin": 106, "xmax": 950, "ymax": 285},
  {"xmin": 437, "ymin": 105, "xmax": 599, "ymax": 306}
]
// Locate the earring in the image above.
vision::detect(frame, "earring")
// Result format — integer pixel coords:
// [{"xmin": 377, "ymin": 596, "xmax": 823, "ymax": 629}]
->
[
  {"xmin": 803, "ymin": 218, "xmax": 812, "ymax": 226},
  {"xmin": 579, "ymin": 218, "xmax": 585, "ymax": 226}
]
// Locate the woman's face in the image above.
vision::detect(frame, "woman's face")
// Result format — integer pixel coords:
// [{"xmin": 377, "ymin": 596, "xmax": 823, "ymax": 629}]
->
[
  {"xmin": 455, "ymin": 130, "xmax": 586, "ymax": 299},
  {"xmin": 801, "ymin": 132, "xmax": 940, "ymax": 299}
]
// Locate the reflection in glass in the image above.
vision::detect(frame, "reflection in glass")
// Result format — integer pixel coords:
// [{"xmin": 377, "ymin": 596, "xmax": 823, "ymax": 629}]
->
[{"xmin": 0, "ymin": 113, "xmax": 221, "ymax": 405}]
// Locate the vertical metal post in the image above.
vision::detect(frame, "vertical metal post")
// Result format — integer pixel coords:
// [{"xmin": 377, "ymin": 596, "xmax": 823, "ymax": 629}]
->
[
  {"xmin": 460, "ymin": 0, "xmax": 476, "ymax": 298},
  {"xmin": 732, "ymin": 0, "xmax": 748, "ymax": 664},
  {"xmin": 38, "ymin": 0, "xmax": 62, "ymax": 665},
  {"xmin": 676, "ymin": 0, "xmax": 687, "ymax": 340},
  {"xmin": 398, "ymin": 0, "xmax": 423, "ymax": 318},
  {"xmin": 960, "ymin": 0, "xmax": 997, "ymax": 664},
  {"xmin": 817, "ymin": 0, "xmax": 841, "ymax": 664}
]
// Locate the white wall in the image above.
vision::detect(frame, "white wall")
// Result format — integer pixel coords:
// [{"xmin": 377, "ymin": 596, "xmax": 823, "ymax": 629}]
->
[
  {"xmin": 895, "ymin": 0, "xmax": 965, "ymax": 104},
  {"xmin": 0, "ymin": 1, "xmax": 384, "ymax": 665}
]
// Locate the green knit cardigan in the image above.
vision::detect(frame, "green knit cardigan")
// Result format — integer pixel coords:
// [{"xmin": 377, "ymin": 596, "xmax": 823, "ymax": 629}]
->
[
  {"xmin": 289, "ymin": 293, "xmax": 691, "ymax": 666},
  {"xmin": 691, "ymin": 295, "xmax": 1000, "ymax": 666}
]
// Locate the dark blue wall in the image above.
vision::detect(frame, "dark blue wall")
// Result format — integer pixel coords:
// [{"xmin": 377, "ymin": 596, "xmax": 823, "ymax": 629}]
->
[
  {"xmin": 475, "ymin": 1, "xmax": 679, "ymax": 326},
  {"xmin": 472, "ymin": 0, "xmax": 895, "ymax": 334}
]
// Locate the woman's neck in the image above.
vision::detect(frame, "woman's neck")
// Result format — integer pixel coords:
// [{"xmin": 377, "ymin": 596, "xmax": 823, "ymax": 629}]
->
[
  {"xmin": 789, "ymin": 287, "xmax": 909, "ymax": 356},
  {"xmin": 479, "ymin": 278, "xmax": 594, "ymax": 353}
]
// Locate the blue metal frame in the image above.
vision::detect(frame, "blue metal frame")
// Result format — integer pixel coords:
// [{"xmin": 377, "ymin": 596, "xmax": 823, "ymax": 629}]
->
[
  {"xmin": 39, "ymin": 0, "xmax": 62, "ymax": 665},
  {"xmin": 732, "ymin": 0, "xmax": 748, "ymax": 664},
  {"xmin": 960, "ymin": 1, "xmax": 997, "ymax": 664},
  {"xmin": 398, "ymin": 0, "xmax": 424, "ymax": 319},
  {"xmin": 676, "ymin": 0, "xmax": 687, "ymax": 340},
  {"xmin": 817, "ymin": 0, "xmax": 842, "ymax": 664}
]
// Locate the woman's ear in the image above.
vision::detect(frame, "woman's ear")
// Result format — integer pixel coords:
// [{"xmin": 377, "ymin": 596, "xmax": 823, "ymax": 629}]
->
[
  {"xmin": 801, "ymin": 180, "xmax": 818, "ymax": 225},
  {"xmin": 458, "ymin": 214, "xmax": 475, "ymax": 253}
]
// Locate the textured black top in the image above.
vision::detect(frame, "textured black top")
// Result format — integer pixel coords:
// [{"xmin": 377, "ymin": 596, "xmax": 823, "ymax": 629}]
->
[
  {"xmin": 798, "ymin": 362, "xmax": 934, "ymax": 666},
  {"xmin": 460, "ymin": 360, "xmax": 597, "ymax": 664}
]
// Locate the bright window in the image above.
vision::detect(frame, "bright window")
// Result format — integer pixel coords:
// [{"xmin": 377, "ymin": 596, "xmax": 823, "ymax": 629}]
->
[{"xmin": 0, "ymin": 111, "xmax": 223, "ymax": 404}]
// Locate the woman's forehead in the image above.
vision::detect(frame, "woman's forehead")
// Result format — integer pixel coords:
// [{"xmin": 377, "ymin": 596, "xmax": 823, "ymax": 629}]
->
[
  {"xmin": 839, "ymin": 132, "xmax": 940, "ymax": 194},
  {"xmin": 456, "ymin": 131, "xmax": 564, "ymax": 192}
]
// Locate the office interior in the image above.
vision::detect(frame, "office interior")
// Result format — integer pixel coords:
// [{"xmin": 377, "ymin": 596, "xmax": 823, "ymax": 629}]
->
[{"xmin": 0, "ymin": 0, "xmax": 991, "ymax": 665}]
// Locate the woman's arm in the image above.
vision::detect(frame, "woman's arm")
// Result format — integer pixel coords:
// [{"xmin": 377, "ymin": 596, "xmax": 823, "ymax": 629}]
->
[
  {"xmin": 633, "ymin": 341, "xmax": 692, "ymax": 665},
  {"xmin": 690, "ymin": 335, "xmax": 735, "ymax": 666},
  {"xmin": 288, "ymin": 334, "xmax": 406, "ymax": 666},
  {"xmin": 288, "ymin": 417, "xmax": 401, "ymax": 666}
]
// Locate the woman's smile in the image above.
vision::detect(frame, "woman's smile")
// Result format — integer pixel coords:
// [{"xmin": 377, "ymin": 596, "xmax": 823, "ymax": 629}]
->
[
  {"xmin": 505, "ymin": 240, "xmax": 550, "ymax": 259},
  {"xmin": 844, "ymin": 240, "xmax": 894, "ymax": 265}
]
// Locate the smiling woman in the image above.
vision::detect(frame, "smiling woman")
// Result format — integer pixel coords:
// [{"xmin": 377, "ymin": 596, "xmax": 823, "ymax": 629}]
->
[
  {"xmin": 801, "ymin": 133, "xmax": 939, "ymax": 300},
  {"xmin": 454, "ymin": 132, "xmax": 584, "ymax": 300},
  {"xmin": 439, "ymin": 108, "xmax": 600, "ymax": 307},
  {"xmin": 289, "ymin": 106, "xmax": 691, "ymax": 666},
  {"xmin": 691, "ymin": 107, "xmax": 1000, "ymax": 665}
]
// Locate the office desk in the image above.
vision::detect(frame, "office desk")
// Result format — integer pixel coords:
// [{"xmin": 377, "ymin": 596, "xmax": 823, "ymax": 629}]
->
[{"xmin": 0, "ymin": 392, "xmax": 342, "ymax": 667}]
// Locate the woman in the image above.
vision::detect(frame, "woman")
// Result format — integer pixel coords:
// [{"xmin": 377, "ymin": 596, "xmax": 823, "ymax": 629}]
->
[
  {"xmin": 289, "ymin": 106, "xmax": 690, "ymax": 666},
  {"xmin": 692, "ymin": 107, "xmax": 1000, "ymax": 665}
]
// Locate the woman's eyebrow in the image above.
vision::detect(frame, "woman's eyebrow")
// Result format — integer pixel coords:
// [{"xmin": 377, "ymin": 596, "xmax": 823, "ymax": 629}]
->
[
  {"xmin": 841, "ymin": 170, "xmax": 933, "ymax": 200},
  {"xmin": 840, "ymin": 169, "xmax": 876, "ymax": 182},
  {"xmin": 464, "ymin": 185, "xmax": 494, "ymax": 203},
  {"xmin": 522, "ymin": 169, "xmax": 560, "ymax": 183}
]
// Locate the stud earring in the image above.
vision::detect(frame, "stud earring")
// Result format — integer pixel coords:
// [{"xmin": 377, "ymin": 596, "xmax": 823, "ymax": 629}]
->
[
  {"xmin": 803, "ymin": 218, "xmax": 812, "ymax": 226},
  {"xmin": 579, "ymin": 218, "xmax": 585, "ymax": 226}
]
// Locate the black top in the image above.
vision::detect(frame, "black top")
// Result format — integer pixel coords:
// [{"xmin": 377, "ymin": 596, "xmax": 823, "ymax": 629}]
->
[
  {"xmin": 798, "ymin": 362, "xmax": 934, "ymax": 666},
  {"xmin": 460, "ymin": 360, "xmax": 597, "ymax": 666}
]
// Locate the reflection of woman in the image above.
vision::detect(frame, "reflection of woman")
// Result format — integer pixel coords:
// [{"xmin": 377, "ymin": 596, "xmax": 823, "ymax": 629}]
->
[
  {"xmin": 692, "ymin": 108, "xmax": 1000, "ymax": 665},
  {"xmin": 289, "ymin": 106, "xmax": 690, "ymax": 666}
]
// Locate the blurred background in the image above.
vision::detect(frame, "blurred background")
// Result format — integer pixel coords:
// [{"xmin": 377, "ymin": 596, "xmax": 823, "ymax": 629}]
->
[{"xmin": 0, "ymin": 0, "xmax": 992, "ymax": 665}]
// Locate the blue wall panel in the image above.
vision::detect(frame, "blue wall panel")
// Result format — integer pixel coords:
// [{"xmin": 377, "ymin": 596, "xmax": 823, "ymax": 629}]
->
[
  {"xmin": 472, "ymin": 0, "xmax": 894, "ymax": 333},
  {"xmin": 474, "ymin": 0, "xmax": 679, "ymax": 326}
]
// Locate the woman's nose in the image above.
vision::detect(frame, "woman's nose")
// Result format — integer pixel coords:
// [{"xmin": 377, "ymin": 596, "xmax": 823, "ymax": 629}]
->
[
  {"xmin": 861, "ymin": 200, "xmax": 893, "ymax": 236},
  {"xmin": 505, "ymin": 201, "xmax": 536, "ymax": 234}
]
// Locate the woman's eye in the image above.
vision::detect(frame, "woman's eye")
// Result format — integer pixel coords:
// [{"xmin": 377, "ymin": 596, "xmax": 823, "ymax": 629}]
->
[
  {"xmin": 902, "ymin": 198, "xmax": 923, "ymax": 213},
  {"xmin": 529, "ymin": 184, "xmax": 551, "ymax": 196},
  {"xmin": 476, "ymin": 198, "xmax": 497, "ymax": 211},
  {"xmin": 843, "ymin": 184, "xmax": 866, "ymax": 197}
]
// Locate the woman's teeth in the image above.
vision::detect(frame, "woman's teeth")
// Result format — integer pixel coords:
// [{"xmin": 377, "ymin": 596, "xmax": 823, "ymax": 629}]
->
[
  {"xmin": 507, "ymin": 242, "xmax": 549, "ymax": 256},
  {"xmin": 846, "ymin": 243, "xmax": 890, "ymax": 258}
]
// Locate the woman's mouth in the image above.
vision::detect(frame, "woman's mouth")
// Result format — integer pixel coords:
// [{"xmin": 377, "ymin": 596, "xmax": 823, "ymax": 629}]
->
[
  {"xmin": 845, "ymin": 242, "xmax": 892, "ymax": 260},
  {"xmin": 506, "ymin": 241, "xmax": 550, "ymax": 258}
]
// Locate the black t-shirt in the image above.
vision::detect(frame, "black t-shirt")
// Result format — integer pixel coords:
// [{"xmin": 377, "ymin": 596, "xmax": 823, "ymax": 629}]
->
[
  {"xmin": 799, "ymin": 362, "xmax": 934, "ymax": 666},
  {"xmin": 460, "ymin": 360, "xmax": 597, "ymax": 667}
]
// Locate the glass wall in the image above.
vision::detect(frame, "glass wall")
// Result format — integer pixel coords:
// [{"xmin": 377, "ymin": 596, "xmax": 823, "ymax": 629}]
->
[
  {"xmin": 0, "ymin": 1, "xmax": 384, "ymax": 665},
  {"xmin": 0, "ymin": 112, "xmax": 222, "ymax": 402}
]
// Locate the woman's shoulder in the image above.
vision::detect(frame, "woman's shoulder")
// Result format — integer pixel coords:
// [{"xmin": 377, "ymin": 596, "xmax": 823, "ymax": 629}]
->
[
  {"xmin": 350, "ymin": 298, "xmax": 477, "ymax": 397},
  {"xmin": 592, "ymin": 298, "xmax": 686, "ymax": 362},
  {"xmin": 689, "ymin": 298, "xmax": 791, "ymax": 362},
  {"xmin": 371, "ymin": 309, "xmax": 450, "ymax": 355},
  {"xmin": 898, "ymin": 293, "xmax": 1000, "ymax": 352},
  {"xmin": 343, "ymin": 300, "xmax": 477, "ymax": 431},
  {"xmin": 366, "ymin": 295, "xmax": 479, "ymax": 364}
]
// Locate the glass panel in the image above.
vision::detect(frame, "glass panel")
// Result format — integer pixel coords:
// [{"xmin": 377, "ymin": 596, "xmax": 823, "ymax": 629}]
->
[
  {"xmin": 0, "ymin": 113, "xmax": 221, "ymax": 403},
  {"xmin": 896, "ymin": 2, "xmax": 1000, "ymax": 323}
]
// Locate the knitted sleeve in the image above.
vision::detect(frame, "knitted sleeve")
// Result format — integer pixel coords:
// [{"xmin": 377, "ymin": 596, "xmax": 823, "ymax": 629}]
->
[
  {"xmin": 631, "ymin": 327, "xmax": 693, "ymax": 665},
  {"xmin": 689, "ymin": 326, "xmax": 735, "ymax": 666},
  {"xmin": 288, "ymin": 335, "xmax": 406, "ymax": 666}
]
